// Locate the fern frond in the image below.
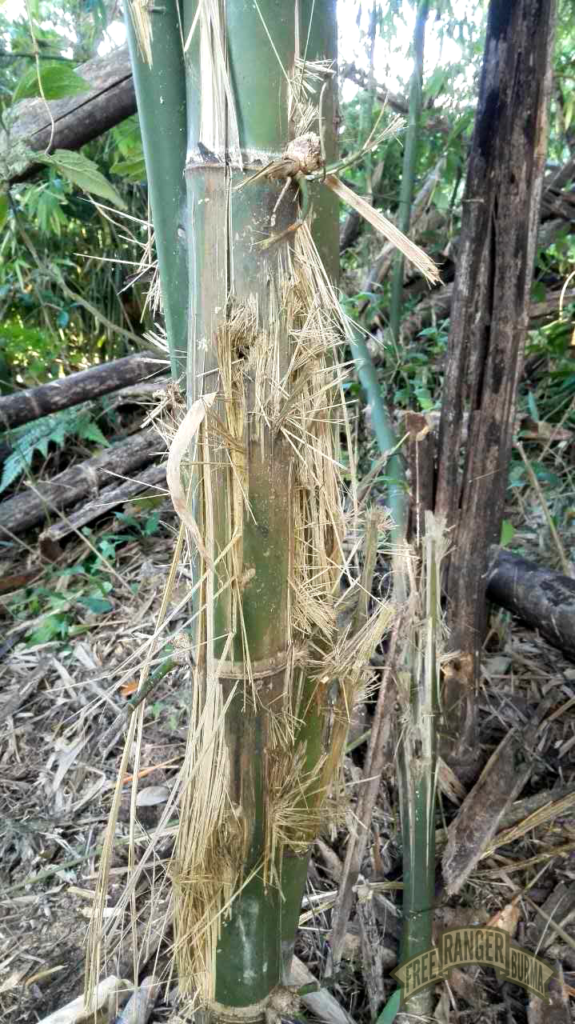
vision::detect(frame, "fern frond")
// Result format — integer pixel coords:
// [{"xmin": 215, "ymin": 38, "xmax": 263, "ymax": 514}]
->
[{"xmin": 0, "ymin": 402, "xmax": 109, "ymax": 495}]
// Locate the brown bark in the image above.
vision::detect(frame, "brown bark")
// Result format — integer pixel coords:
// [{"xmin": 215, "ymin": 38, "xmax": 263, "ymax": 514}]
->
[
  {"xmin": 1, "ymin": 45, "xmax": 136, "ymax": 185},
  {"xmin": 486, "ymin": 546, "xmax": 575, "ymax": 660},
  {"xmin": 340, "ymin": 209, "xmax": 362, "ymax": 253},
  {"xmin": 0, "ymin": 428, "xmax": 162, "ymax": 536},
  {"xmin": 434, "ymin": 0, "xmax": 556, "ymax": 772},
  {"xmin": 39, "ymin": 462, "xmax": 166, "ymax": 558},
  {"xmin": 0, "ymin": 353, "xmax": 163, "ymax": 431}
]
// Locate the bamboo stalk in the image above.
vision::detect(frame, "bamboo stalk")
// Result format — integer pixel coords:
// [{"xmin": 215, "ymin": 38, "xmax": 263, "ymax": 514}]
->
[
  {"xmin": 389, "ymin": 0, "xmax": 429, "ymax": 343},
  {"xmin": 349, "ymin": 323, "xmax": 408, "ymax": 542},
  {"xmin": 123, "ymin": 0, "xmax": 188, "ymax": 380},
  {"xmin": 343, "ymin": 336, "xmax": 441, "ymax": 1016},
  {"xmin": 395, "ymin": 513, "xmax": 442, "ymax": 1020},
  {"xmin": 174, "ymin": 0, "xmax": 341, "ymax": 1014}
]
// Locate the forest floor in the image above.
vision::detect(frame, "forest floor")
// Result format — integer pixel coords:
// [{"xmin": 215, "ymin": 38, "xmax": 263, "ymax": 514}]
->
[{"xmin": 1, "ymin": 496, "xmax": 575, "ymax": 1024}]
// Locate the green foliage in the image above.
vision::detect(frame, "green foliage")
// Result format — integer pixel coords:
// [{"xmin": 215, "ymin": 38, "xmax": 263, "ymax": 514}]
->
[
  {"xmin": 0, "ymin": 193, "xmax": 8, "ymax": 233},
  {"xmin": 0, "ymin": 403, "xmax": 109, "ymax": 495},
  {"xmin": 524, "ymin": 303, "xmax": 575, "ymax": 426},
  {"xmin": 12, "ymin": 61, "xmax": 91, "ymax": 103},
  {"xmin": 6, "ymin": 560, "xmax": 115, "ymax": 646},
  {"xmin": 4, "ymin": 499, "xmax": 164, "ymax": 647},
  {"xmin": 36, "ymin": 149, "xmax": 128, "ymax": 210},
  {"xmin": 500, "ymin": 519, "xmax": 515, "ymax": 547},
  {"xmin": 109, "ymin": 117, "xmax": 147, "ymax": 182},
  {"xmin": 0, "ymin": 1, "xmax": 149, "ymax": 375},
  {"xmin": 19, "ymin": 178, "xmax": 69, "ymax": 234},
  {"xmin": 0, "ymin": 317, "xmax": 66, "ymax": 386}
]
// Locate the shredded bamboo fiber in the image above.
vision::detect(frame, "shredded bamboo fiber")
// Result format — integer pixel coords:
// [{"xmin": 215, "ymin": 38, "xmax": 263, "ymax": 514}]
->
[{"xmin": 167, "ymin": 223, "xmax": 397, "ymax": 999}]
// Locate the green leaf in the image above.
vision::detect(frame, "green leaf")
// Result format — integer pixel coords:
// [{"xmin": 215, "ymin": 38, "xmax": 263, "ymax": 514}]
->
[
  {"xmin": 78, "ymin": 420, "xmax": 110, "ymax": 447},
  {"xmin": 13, "ymin": 63, "xmax": 91, "ymax": 104},
  {"xmin": 526, "ymin": 391, "xmax": 539, "ymax": 422},
  {"xmin": 28, "ymin": 614, "xmax": 68, "ymax": 645},
  {"xmin": 114, "ymin": 512, "xmax": 139, "ymax": 529},
  {"xmin": 0, "ymin": 193, "xmax": 8, "ymax": 233},
  {"xmin": 76, "ymin": 595, "xmax": 113, "ymax": 614},
  {"xmin": 425, "ymin": 67, "xmax": 448, "ymax": 101},
  {"xmin": 500, "ymin": 519, "xmax": 515, "ymax": 547},
  {"xmin": 109, "ymin": 157, "xmax": 147, "ymax": 182},
  {"xmin": 37, "ymin": 150, "xmax": 127, "ymax": 211},
  {"xmin": 0, "ymin": 449, "xmax": 27, "ymax": 494},
  {"xmin": 144, "ymin": 509, "xmax": 161, "ymax": 536},
  {"xmin": 35, "ymin": 434, "xmax": 50, "ymax": 458},
  {"xmin": 376, "ymin": 988, "xmax": 401, "ymax": 1024}
]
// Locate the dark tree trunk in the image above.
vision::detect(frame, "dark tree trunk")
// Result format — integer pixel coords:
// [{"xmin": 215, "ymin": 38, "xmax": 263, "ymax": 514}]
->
[
  {"xmin": 0, "ymin": 353, "xmax": 163, "ymax": 431},
  {"xmin": 0, "ymin": 428, "xmax": 162, "ymax": 535},
  {"xmin": 1, "ymin": 45, "xmax": 136, "ymax": 185},
  {"xmin": 433, "ymin": 0, "xmax": 556, "ymax": 774}
]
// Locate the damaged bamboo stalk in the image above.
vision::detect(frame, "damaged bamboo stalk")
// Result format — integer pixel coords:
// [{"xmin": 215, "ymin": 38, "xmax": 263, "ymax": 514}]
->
[
  {"xmin": 394, "ymin": 512, "xmax": 444, "ymax": 1021},
  {"xmin": 174, "ymin": 0, "xmax": 346, "ymax": 1007},
  {"xmin": 112, "ymin": 0, "xmax": 369, "ymax": 1018},
  {"xmin": 87, "ymin": 0, "xmax": 436, "ymax": 1016}
]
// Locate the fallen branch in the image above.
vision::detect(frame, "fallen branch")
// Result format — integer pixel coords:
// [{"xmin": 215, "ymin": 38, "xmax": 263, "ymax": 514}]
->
[
  {"xmin": 39, "ymin": 463, "xmax": 166, "ymax": 557},
  {"xmin": 486, "ymin": 546, "xmax": 575, "ymax": 660},
  {"xmin": 1, "ymin": 46, "xmax": 136, "ymax": 185},
  {"xmin": 0, "ymin": 353, "xmax": 164, "ymax": 431},
  {"xmin": 391, "ymin": 278, "xmax": 574, "ymax": 345},
  {"xmin": 0, "ymin": 428, "xmax": 163, "ymax": 536}
]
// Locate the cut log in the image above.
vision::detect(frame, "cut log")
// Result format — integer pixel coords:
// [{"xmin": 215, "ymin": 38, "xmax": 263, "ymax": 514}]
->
[
  {"xmin": 0, "ymin": 353, "xmax": 164, "ymax": 431},
  {"xmin": 0, "ymin": 428, "xmax": 163, "ymax": 536},
  {"xmin": 1, "ymin": 46, "xmax": 136, "ymax": 185},
  {"xmin": 487, "ymin": 547, "xmax": 575, "ymax": 660},
  {"xmin": 39, "ymin": 463, "xmax": 166, "ymax": 558}
]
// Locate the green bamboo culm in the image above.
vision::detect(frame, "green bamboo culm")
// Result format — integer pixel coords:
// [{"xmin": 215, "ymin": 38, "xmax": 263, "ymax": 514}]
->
[
  {"xmin": 349, "ymin": 324, "xmax": 408, "ymax": 546},
  {"xmin": 345, "ymin": 337, "xmax": 441, "ymax": 1020},
  {"xmin": 124, "ymin": 0, "xmax": 343, "ymax": 1018},
  {"xmin": 123, "ymin": 0, "xmax": 188, "ymax": 380},
  {"xmin": 389, "ymin": 0, "xmax": 429, "ymax": 344}
]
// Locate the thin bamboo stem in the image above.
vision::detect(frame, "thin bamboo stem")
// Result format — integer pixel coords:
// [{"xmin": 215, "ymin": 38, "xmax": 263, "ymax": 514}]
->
[
  {"xmin": 349, "ymin": 324, "xmax": 408, "ymax": 540},
  {"xmin": 389, "ymin": 0, "xmax": 429, "ymax": 343}
]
